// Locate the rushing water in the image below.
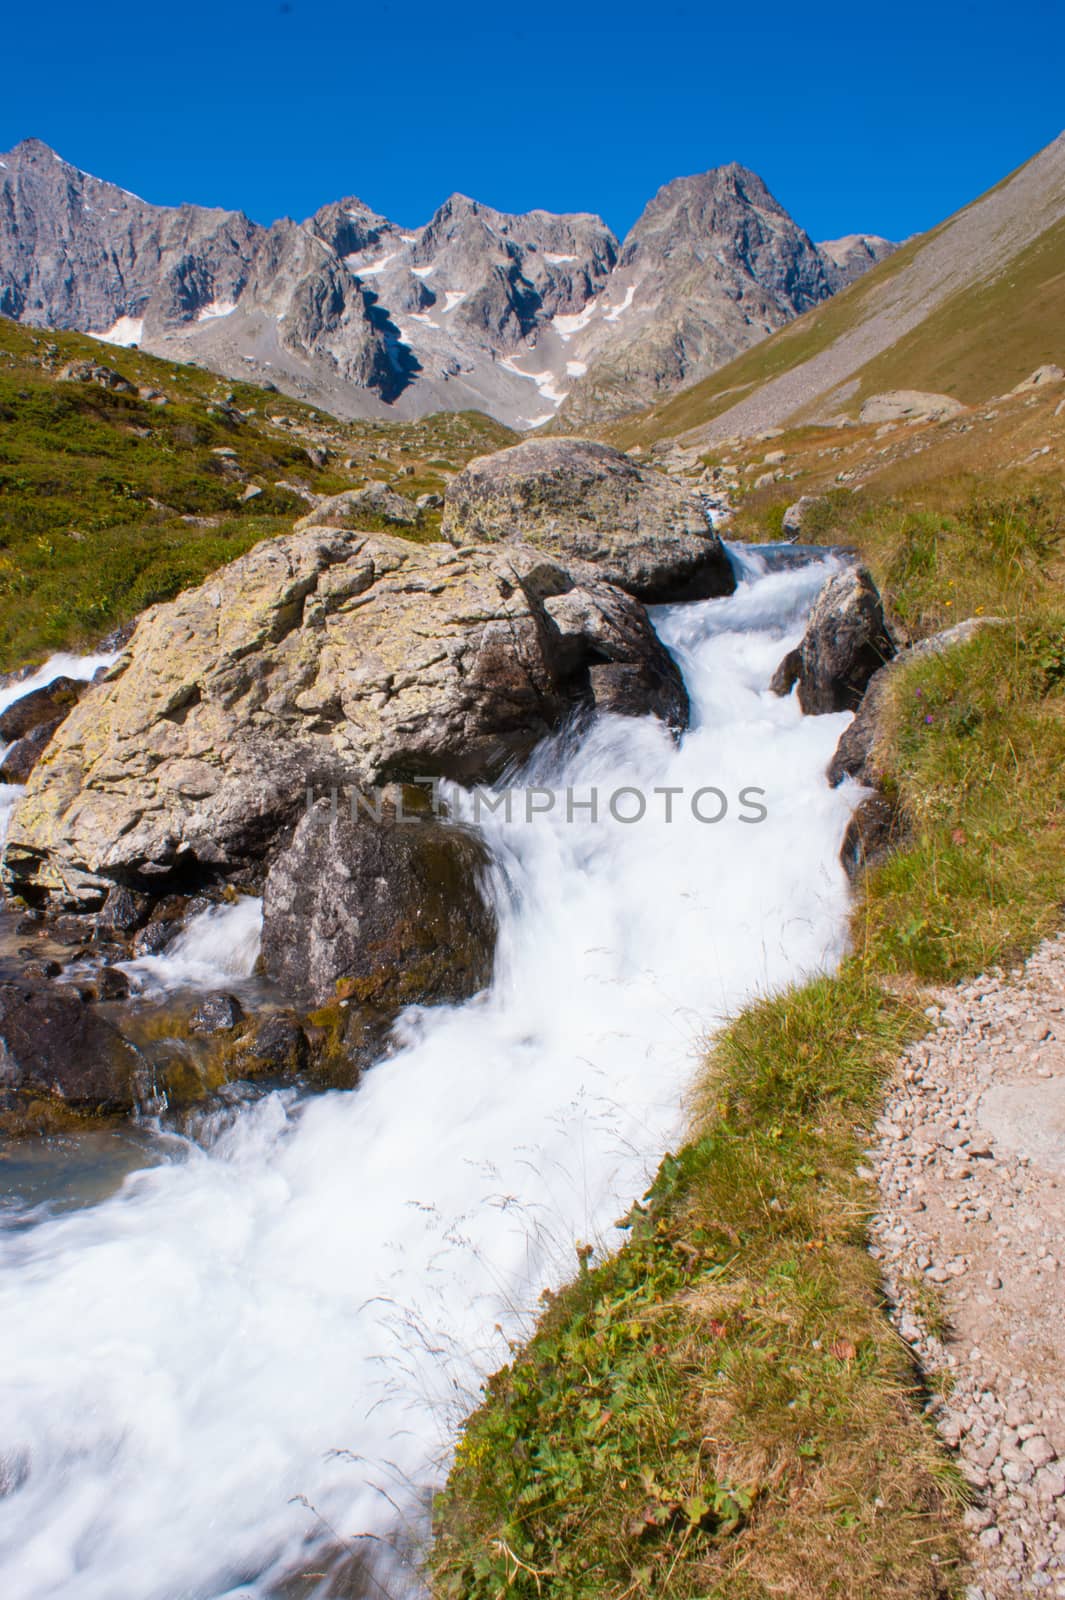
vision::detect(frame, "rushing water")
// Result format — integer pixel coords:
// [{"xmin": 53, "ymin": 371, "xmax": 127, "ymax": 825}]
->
[{"xmin": 0, "ymin": 550, "xmax": 860, "ymax": 1599}]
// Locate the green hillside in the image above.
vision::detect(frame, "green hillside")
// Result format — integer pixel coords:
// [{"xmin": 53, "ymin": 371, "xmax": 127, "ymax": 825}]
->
[{"xmin": 0, "ymin": 319, "xmax": 513, "ymax": 671}]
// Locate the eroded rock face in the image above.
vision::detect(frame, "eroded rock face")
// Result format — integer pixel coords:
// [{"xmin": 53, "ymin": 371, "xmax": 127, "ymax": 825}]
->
[
  {"xmin": 441, "ymin": 438, "xmax": 734, "ymax": 603},
  {"xmin": 262, "ymin": 799, "xmax": 497, "ymax": 1015},
  {"xmin": 771, "ymin": 565, "xmax": 896, "ymax": 715},
  {"xmin": 2, "ymin": 527, "xmax": 687, "ymax": 910}
]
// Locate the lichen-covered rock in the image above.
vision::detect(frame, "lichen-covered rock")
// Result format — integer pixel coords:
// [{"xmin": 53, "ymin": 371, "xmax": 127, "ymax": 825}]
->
[
  {"xmin": 771, "ymin": 565, "xmax": 896, "ymax": 715},
  {"xmin": 262, "ymin": 799, "xmax": 496, "ymax": 1031},
  {"xmin": 3, "ymin": 528, "xmax": 686, "ymax": 909},
  {"xmin": 441, "ymin": 438, "xmax": 734, "ymax": 602}
]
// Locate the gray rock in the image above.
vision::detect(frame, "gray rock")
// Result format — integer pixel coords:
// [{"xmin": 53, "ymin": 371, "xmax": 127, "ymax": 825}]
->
[
  {"xmin": 770, "ymin": 565, "xmax": 896, "ymax": 714},
  {"xmin": 261, "ymin": 801, "xmax": 497, "ymax": 1023},
  {"xmin": 859, "ymin": 391, "xmax": 968, "ymax": 426},
  {"xmin": 296, "ymin": 483, "xmax": 419, "ymax": 529},
  {"xmin": 442, "ymin": 438, "xmax": 734, "ymax": 603},
  {"xmin": 817, "ymin": 234, "xmax": 897, "ymax": 291}
]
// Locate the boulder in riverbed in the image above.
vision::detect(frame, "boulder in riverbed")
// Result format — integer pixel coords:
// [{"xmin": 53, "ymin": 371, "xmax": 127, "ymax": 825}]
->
[
  {"xmin": 3, "ymin": 528, "xmax": 687, "ymax": 910},
  {"xmin": 771, "ymin": 565, "xmax": 897, "ymax": 714},
  {"xmin": 261, "ymin": 798, "xmax": 497, "ymax": 1015},
  {"xmin": 441, "ymin": 437, "xmax": 735, "ymax": 603}
]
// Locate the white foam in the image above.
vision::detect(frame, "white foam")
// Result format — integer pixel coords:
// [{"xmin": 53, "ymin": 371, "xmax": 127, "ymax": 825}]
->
[
  {"xmin": 0, "ymin": 557, "xmax": 858, "ymax": 1600},
  {"xmin": 120, "ymin": 898, "xmax": 264, "ymax": 996}
]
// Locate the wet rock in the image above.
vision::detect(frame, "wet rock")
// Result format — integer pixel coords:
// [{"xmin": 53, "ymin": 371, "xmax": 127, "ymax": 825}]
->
[
  {"xmin": 97, "ymin": 885, "xmax": 151, "ymax": 936},
  {"xmin": 4, "ymin": 529, "xmax": 687, "ymax": 909},
  {"xmin": 20, "ymin": 958, "xmax": 62, "ymax": 981},
  {"xmin": 0, "ymin": 676, "xmax": 83, "ymax": 742},
  {"xmin": 262, "ymin": 800, "xmax": 497, "ymax": 1022},
  {"xmin": 93, "ymin": 966, "xmax": 131, "ymax": 1002},
  {"xmin": 0, "ymin": 981, "xmax": 142, "ymax": 1112},
  {"xmin": 770, "ymin": 565, "xmax": 896, "ymax": 714},
  {"xmin": 190, "ymin": 993, "xmax": 245, "ymax": 1034},
  {"xmin": 441, "ymin": 437, "xmax": 735, "ymax": 602}
]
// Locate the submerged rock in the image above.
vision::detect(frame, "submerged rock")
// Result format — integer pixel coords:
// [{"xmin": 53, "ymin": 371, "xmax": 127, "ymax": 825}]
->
[
  {"xmin": 771, "ymin": 565, "xmax": 896, "ymax": 714},
  {"xmin": 441, "ymin": 437, "xmax": 735, "ymax": 602},
  {"xmin": 3, "ymin": 528, "xmax": 687, "ymax": 911}
]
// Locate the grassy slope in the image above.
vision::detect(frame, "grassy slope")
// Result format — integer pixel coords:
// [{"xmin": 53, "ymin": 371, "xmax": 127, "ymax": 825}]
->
[
  {"xmin": 430, "ymin": 465, "xmax": 1065, "ymax": 1597},
  {"xmin": 0, "ymin": 319, "xmax": 513, "ymax": 671}
]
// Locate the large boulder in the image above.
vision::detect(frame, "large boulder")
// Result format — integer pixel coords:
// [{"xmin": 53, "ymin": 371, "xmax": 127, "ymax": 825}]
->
[
  {"xmin": 770, "ymin": 565, "xmax": 897, "ymax": 715},
  {"xmin": 0, "ymin": 982, "xmax": 144, "ymax": 1114},
  {"xmin": 441, "ymin": 438, "xmax": 735, "ymax": 603},
  {"xmin": 3, "ymin": 528, "xmax": 687, "ymax": 910},
  {"xmin": 859, "ymin": 391, "xmax": 967, "ymax": 426},
  {"xmin": 262, "ymin": 799, "xmax": 496, "ymax": 1009}
]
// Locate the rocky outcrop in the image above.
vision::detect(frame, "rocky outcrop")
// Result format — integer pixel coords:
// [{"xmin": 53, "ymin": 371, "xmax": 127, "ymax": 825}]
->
[
  {"xmin": 262, "ymin": 799, "xmax": 496, "ymax": 1020},
  {"xmin": 771, "ymin": 565, "xmax": 897, "ymax": 714},
  {"xmin": 442, "ymin": 438, "xmax": 734, "ymax": 602},
  {"xmin": 1010, "ymin": 364, "xmax": 1064, "ymax": 391},
  {"xmin": 2, "ymin": 526, "xmax": 687, "ymax": 910}
]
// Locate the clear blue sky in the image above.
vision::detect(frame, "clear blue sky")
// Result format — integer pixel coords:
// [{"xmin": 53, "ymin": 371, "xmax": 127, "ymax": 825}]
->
[{"xmin": 3, "ymin": 0, "xmax": 1062, "ymax": 244}]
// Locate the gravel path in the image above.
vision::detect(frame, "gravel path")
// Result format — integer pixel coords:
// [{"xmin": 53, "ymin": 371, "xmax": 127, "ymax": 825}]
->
[{"xmin": 869, "ymin": 935, "xmax": 1065, "ymax": 1597}]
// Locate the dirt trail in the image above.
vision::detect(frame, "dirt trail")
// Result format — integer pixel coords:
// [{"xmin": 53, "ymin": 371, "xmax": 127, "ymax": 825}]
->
[{"xmin": 869, "ymin": 934, "xmax": 1065, "ymax": 1599}]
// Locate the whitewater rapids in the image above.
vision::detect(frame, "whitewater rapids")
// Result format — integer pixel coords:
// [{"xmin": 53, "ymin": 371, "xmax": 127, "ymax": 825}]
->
[{"xmin": 0, "ymin": 550, "xmax": 860, "ymax": 1599}]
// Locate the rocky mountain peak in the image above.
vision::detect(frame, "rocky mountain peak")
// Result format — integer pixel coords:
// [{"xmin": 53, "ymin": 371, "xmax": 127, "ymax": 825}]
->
[{"xmin": 0, "ymin": 140, "xmax": 891, "ymax": 429}]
